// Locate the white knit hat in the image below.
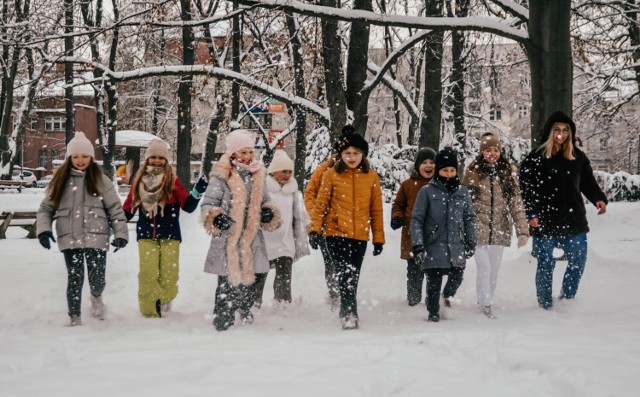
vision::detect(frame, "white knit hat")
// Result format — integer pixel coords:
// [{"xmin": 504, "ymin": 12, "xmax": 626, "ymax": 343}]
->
[
  {"xmin": 267, "ymin": 150, "xmax": 294, "ymax": 173},
  {"xmin": 66, "ymin": 131, "xmax": 95, "ymax": 158},
  {"xmin": 144, "ymin": 139, "xmax": 170, "ymax": 161},
  {"xmin": 225, "ymin": 129, "xmax": 255, "ymax": 154}
]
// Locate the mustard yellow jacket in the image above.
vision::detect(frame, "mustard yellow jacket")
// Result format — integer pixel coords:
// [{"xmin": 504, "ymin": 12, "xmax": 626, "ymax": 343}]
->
[{"xmin": 309, "ymin": 166, "xmax": 385, "ymax": 244}]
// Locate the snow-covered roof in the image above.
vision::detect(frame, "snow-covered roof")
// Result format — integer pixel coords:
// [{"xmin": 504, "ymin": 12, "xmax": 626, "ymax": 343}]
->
[{"xmin": 99, "ymin": 130, "xmax": 170, "ymax": 148}]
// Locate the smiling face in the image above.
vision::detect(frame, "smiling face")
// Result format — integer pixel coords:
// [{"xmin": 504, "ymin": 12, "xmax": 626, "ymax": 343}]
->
[
  {"xmin": 70, "ymin": 154, "xmax": 92, "ymax": 171},
  {"xmin": 419, "ymin": 159, "xmax": 435, "ymax": 179},
  {"xmin": 482, "ymin": 146, "xmax": 500, "ymax": 165},
  {"xmin": 147, "ymin": 156, "xmax": 167, "ymax": 167},
  {"xmin": 438, "ymin": 166, "xmax": 457, "ymax": 179},
  {"xmin": 272, "ymin": 170, "xmax": 292, "ymax": 185},
  {"xmin": 233, "ymin": 147, "xmax": 255, "ymax": 164},
  {"xmin": 341, "ymin": 147, "xmax": 364, "ymax": 169},
  {"xmin": 551, "ymin": 122, "xmax": 571, "ymax": 146}
]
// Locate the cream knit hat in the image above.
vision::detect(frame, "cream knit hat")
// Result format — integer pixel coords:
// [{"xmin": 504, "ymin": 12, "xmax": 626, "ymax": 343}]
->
[
  {"xmin": 144, "ymin": 139, "xmax": 170, "ymax": 161},
  {"xmin": 225, "ymin": 129, "xmax": 255, "ymax": 154},
  {"xmin": 267, "ymin": 150, "xmax": 294, "ymax": 173},
  {"xmin": 66, "ymin": 132, "xmax": 95, "ymax": 158}
]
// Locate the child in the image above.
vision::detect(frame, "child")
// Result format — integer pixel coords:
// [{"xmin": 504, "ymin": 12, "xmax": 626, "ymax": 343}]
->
[
  {"xmin": 123, "ymin": 139, "xmax": 206, "ymax": 318},
  {"xmin": 462, "ymin": 133, "xmax": 529, "ymax": 318},
  {"xmin": 308, "ymin": 129, "xmax": 385, "ymax": 330},
  {"xmin": 255, "ymin": 150, "xmax": 310, "ymax": 307},
  {"xmin": 36, "ymin": 132, "xmax": 129, "ymax": 326},
  {"xmin": 201, "ymin": 129, "xmax": 281, "ymax": 331},
  {"xmin": 391, "ymin": 147, "xmax": 436, "ymax": 306},
  {"xmin": 410, "ymin": 148, "xmax": 476, "ymax": 322}
]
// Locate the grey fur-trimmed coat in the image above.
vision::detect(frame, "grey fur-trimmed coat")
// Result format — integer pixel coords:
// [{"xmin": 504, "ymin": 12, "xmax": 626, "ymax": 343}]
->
[
  {"xmin": 200, "ymin": 159, "xmax": 281, "ymax": 286},
  {"xmin": 36, "ymin": 169, "xmax": 129, "ymax": 251}
]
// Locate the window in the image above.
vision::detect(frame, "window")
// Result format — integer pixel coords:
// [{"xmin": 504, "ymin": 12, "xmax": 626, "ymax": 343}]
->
[
  {"xmin": 518, "ymin": 104, "xmax": 529, "ymax": 118},
  {"xmin": 45, "ymin": 117, "xmax": 66, "ymax": 131},
  {"xmin": 51, "ymin": 149, "xmax": 60, "ymax": 159},
  {"xmin": 599, "ymin": 136, "xmax": 609, "ymax": 152},
  {"xmin": 489, "ymin": 69, "xmax": 500, "ymax": 89},
  {"xmin": 30, "ymin": 119, "xmax": 38, "ymax": 130},
  {"xmin": 248, "ymin": 113, "xmax": 272, "ymax": 130},
  {"xmin": 489, "ymin": 104, "xmax": 502, "ymax": 121},
  {"xmin": 39, "ymin": 149, "xmax": 48, "ymax": 168}
]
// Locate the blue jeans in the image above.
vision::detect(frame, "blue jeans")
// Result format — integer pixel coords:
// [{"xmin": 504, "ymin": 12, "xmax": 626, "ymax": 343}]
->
[{"xmin": 533, "ymin": 233, "xmax": 587, "ymax": 309}]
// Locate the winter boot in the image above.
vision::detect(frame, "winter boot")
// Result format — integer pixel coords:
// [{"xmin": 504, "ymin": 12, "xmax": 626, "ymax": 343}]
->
[
  {"xmin": 90, "ymin": 295, "xmax": 105, "ymax": 320},
  {"xmin": 481, "ymin": 305, "xmax": 495, "ymax": 319},
  {"xmin": 69, "ymin": 315, "xmax": 82, "ymax": 327},
  {"xmin": 161, "ymin": 301, "xmax": 172, "ymax": 313},
  {"xmin": 239, "ymin": 309, "xmax": 255, "ymax": 324},
  {"xmin": 213, "ymin": 315, "xmax": 232, "ymax": 331},
  {"xmin": 427, "ymin": 313, "xmax": 440, "ymax": 322},
  {"xmin": 443, "ymin": 297, "xmax": 452, "ymax": 308},
  {"xmin": 341, "ymin": 314, "xmax": 359, "ymax": 330}
]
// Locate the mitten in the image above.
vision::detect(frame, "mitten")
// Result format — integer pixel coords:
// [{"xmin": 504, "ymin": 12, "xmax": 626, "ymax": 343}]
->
[
  {"xmin": 213, "ymin": 213, "xmax": 234, "ymax": 231},
  {"xmin": 373, "ymin": 243, "xmax": 383, "ymax": 256},
  {"xmin": 412, "ymin": 245, "xmax": 426, "ymax": 264},
  {"xmin": 191, "ymin": 174, "xmax": 208, "ymax": 198},
  {"xmin": 38, "ymin": 231, "xmax": 56, "ymax": 250},
  {"xmin": 111, "ymin": 238, "xmax": 128, "ymax": 252},
  {"xmin": 464, "ymin": 243, "xmax": 475, "ymax": 259},
  {"xmin": 390, "ymin": 217, "xmax": 403, "ymax": 230},
  {"xmin": 308, "ymin": 232, "xmax": 320, "ymax": 250},
  {"xmin": 517, "ymin": 234, "xmax": 529, "ymax": 248},
  {"xmin": 260, "ymin": 207, "xmax": 274, "ymax": 223}
]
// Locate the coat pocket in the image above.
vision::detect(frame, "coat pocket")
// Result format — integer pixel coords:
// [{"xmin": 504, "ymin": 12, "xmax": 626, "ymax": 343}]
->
[
  {"xmin": 54, "ymin": 208, "xmax": 71, "ymax": 237},
  {"xmin": 85, "ymin": 207, "xmax": 109, "ymax": 234}
]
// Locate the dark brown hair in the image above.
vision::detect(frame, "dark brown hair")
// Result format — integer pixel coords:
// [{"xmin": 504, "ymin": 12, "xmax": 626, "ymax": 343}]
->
[
  {"xmin": 334, "ymin": 157, "xmax": 371, "ymax": 174},
  {"xmin": 47, "ymin": 158, "xmax": 104, "ymax": 208}
]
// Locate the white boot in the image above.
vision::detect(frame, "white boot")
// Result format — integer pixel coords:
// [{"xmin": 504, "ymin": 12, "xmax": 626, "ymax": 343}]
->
[
  {"xmin": 481, "ymin": 305, "xmax": 495, "ymax": 319},
  {"xmin": 90, "ymin": 295, "xmax": 105, "ymax": 320},
  {"xmin": 69, "ymin": 315, "xmax": 82, "ymax": 326},
  {"xmin": 160, "ymin": 301, "xmax": 172, "ymax": 313}
]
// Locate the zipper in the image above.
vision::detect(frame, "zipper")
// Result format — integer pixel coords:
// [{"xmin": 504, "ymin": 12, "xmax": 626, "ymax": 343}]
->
[
  {"xmin": 489, "ymin": 174, "xmax": 494, "ymax": 244},
  {"xmin": 352, "ymin": 169, "xmax": 356, "ymax": 237}
]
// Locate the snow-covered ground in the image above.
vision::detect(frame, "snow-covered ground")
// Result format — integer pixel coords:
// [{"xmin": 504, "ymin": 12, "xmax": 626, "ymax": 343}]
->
[{"xmin": 1, "ymin": 189, "xmax": 639, "ymax": 397}]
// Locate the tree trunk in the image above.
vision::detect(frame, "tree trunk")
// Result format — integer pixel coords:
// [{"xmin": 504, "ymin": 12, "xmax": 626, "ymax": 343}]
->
[
  {"xmin": 526, "ymin": 0, "xmax": 573, "ymax": 145},
  {"xmin": 346, "ymin": 0, "xmax": 372, "ymax": 135},
  {"xmin": 447, "ymin": 0, "xmax": 469, "ymax": 157},
  {"xmin": 177, "ymin": 0, "xmax": 195, "ymax": 187},
  {"xmin": 231, "ymin": 1, "xmax": 241, "ymax": 120},
  {"xmin": 64, "ymin": 0, "xmax": 75, "ymax": 145}
]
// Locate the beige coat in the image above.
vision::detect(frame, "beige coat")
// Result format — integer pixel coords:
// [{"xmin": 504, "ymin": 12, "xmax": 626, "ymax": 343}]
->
[{"xmin": 461, "ymin": 161, "xmax": 528, "ymax": 246}]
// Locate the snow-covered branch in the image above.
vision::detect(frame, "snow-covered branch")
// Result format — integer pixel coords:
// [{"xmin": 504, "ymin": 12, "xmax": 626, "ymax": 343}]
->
[
  {"xmin": 488, "ymin": 0, "xmax": 529, "ymax": 22},
  {"xmin": 367, "ymin": 60, "xmax": 419, "ymax": 120}
]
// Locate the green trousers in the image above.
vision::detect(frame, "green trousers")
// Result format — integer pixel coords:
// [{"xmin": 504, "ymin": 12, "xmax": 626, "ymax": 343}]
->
[{"xmin": 138, "ymin": 239, "xmax": 180, "ymax": 318}]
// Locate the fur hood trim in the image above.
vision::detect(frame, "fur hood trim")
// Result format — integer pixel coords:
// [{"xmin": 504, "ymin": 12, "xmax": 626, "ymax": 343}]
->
[{"xmin": 266, "ymin": 175, "xmax": 299, "ymax": 195}]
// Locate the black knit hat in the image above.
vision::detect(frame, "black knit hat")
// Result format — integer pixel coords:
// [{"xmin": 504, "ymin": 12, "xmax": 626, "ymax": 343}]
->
[
  {"xmin": 335, "ymin": 131, "xmax": 369, "ymax": 156},
  {"xmin": 542, "ymin": 111, "xmax": 576, "ymax": 142},
  {"xmin": 435, "ymin": 148, "xmax": 458, "ymax": 173},
  {"xmin": 414, "ymin": 147, "xmax": 436, "ymax": 173}
]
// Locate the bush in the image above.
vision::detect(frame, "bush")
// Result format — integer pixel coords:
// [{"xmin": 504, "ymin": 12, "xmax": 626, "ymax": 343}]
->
[{"xmin": 594, "ymin": 171, "xmax": 640, "ymax": 202}]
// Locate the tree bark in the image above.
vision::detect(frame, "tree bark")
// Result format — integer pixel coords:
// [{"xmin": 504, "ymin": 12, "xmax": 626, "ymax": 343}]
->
[
  {"xmin": 176, "ymin": 0, "xmax": 195, "ymax": 187},
  {"xmin": 346, "ymin": 0, "xmax": 372, "ymax": 135},
  {"xmin": 64, "ymin": 0, "xmax": 75, "ymax": 145},
  {"xmin": 447, "ymin": 0, "xmax": 469, "ymax": 156},
  {"xmin": 320, "ymin": 0, "xmax": 346, "ymax": 140}
]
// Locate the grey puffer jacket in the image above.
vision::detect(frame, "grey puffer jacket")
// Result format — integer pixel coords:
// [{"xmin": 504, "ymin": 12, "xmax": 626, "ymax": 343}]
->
[
  {"xmin": 200, "ymin": 159, "xmax": 281, "ymax": 286},
  {"xmin": 36, "ymin": 169, "xmax": 129, "ymax": 251},
  {"xmin": 410, "ymin": 179, "xmax": 476, "ymax": 269}
]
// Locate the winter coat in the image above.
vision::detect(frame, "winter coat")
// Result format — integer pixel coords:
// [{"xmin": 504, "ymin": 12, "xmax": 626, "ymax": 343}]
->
[
  {"xmin": 303, "ymin": 156, "xmax": 335, "ymax": 219},
  {"xmin": 123, "ymin": 176, "xmax": 199, "ymax": 242},
  {"xmin": 519, "ymin": 147, "xmax": 607, "ymax": 238},
  {"xmin": 410, "ymin": 179, "xmax": 476, "ymax": 269},
  {"xmin": 36, "ymin": 169, "xmax": 129, "ymax": 251},
  {"xmin": 391, "ymin": 173, "xmax": 430, "ymax": 259},
  {"xmin": 461, "ymin": 160, "xmax": 529, "ymax": 246},
  {"xmin": 200, "ymin": 160, "xmax": 281, "ymax": 286},
  {"xmin": 309, "ymin": 166, "xmax": 385, "ymax": 244}
]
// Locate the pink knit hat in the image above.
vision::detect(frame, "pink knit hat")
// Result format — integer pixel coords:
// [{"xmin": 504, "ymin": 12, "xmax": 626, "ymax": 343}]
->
[
  {"xmin": 225, "ymin": 129, "xmax": 255, "ymax": 154},
  {"xmin": 66, "ymin": 131, "xmax": 95, "ymax": 158},
  {"xmin": 144, "ymin": 139, "xmax": 170, "ymax": 161}
]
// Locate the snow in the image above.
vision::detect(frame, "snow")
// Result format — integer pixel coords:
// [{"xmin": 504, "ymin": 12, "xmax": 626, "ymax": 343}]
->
[
  {"xmin": 108, "ymin": 130, "xmax": 168, "ymax": 148},
  {"xmin": 1, "ymin": 191, "xmax": 639, "ymax": 396}
]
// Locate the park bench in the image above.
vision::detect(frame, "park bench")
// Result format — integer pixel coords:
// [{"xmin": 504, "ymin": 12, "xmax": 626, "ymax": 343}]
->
[
  {"xmin": 0, "ymin": 211, "xmax": 37, "ymax": 239},
  {"xmin": 0, "ymin": 180, "xmax": 23, "ymax": 193}
]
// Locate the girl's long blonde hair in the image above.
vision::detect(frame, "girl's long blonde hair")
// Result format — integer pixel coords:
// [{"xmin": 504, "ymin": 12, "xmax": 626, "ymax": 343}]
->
[
  {"xmin": 129, "ymin": 159, "xmax": 175, "ymax": 207},
  {"xmin": 538, "ymin": 125, "xmax": 575, "ymax": 160},
  {"xmin": 47, "ymin": 157, "xmax": 104, "ymax": 209}
]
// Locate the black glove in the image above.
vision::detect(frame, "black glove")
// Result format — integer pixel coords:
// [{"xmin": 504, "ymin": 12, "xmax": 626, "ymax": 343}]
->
[
  {"xmin": 373, "ymin": 243, "xmax": 383, "ymax": 256},
  {"xmin": 213, "ymin": 213, "xmax": 234, "ymax": 231},
  {"xmin": 38, "ymin": 231, "xmax": 56, "ymax": 250},
  {"xmin": 191, "ymin": 174, "xmax": 208, "ymax": 198},
  {"xmin": 309, "ymin": 232, "xmax": 320, "ymax": 250},
  {"xmin": 260, "ymin": 207, "xmax": 274, "ymax": 223},
  {"xmin": 464, "ymin": 243, "xmax": 475, "ymax": 259},
  {"xmin": 111, "ymin": 238, "xmax": 128, "ymax": 252},
  {"xmin": 412, "ymin": 245, "xmax": 426, "ymax": 264},
  {"xmin": 390, "ymin": 217, "xmax": 403, "ymax": 230}
]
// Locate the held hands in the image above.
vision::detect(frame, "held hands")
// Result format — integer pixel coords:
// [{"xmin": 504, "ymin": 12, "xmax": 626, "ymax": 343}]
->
[
  {"xmin": 596, "ymin": 201, "xmax": 607, "ymax": 215},
  {"xmin": 528, "ymin": 217, "xmax": 541, "ymax": 228},
  {"xmin": 37, "ymin": 231, "xmax": 56, "ymax": 250},
  {"xmin": 390, "ymin": 217, "xmax": 403, "ymax": 230},
  {"xmin": 213, "ymin": 213, "xmax": 234, "ymax": 231},
  {"xmin": 464, "ymin": 243, "xmax": 475, "ymax": 259},
  {"xmin": 308, "ymin": 232, "xmax": 320, "ymax": 250},
  {"xmin": 111, "ymin": 238, "xmax": 128, "ymax": 252},
  {"xmin": 373, "ymin": 243, "xmax": 383, "ymax": 256},
  {"xmin": 260, "ymin": 207, "xmax": 274, "ymax": 223},
  {"xmin": 517, "ymin": 234, "xmax": 529, "ymax": 249},
  {"xmin": 412, "ymin": 245, "xmax": 426, "ymax": 264},
  {"xmin": 191, "ymin": 174, "xmax": 208, "ymax": 198}
]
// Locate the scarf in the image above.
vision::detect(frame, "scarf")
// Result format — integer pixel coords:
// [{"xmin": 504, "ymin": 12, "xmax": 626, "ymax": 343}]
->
[
  {"xmin": 435, "ymin": 174, "xmax": 460, "ymax": 192},
  {"xmin": 139, "ymin": 165, "xmax": 167, "ymax": 218},
  {"xmin": 233, "ymin": 158, "xmax": 262, "ymax": 173}
]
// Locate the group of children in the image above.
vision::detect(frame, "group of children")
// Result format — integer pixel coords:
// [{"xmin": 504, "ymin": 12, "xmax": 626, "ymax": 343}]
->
[{"xmin": 36, "ymin": 111, "xmax": 606, "ymax": 330}]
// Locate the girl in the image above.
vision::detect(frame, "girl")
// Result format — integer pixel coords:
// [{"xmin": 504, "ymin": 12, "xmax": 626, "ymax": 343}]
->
[
  {"xmin": 255, "ymin": 149, "xmax": 310, "ymax": 307},
  {"xmin": 391, "ymin": 147, "xmax": 436, "ymax": 306},
  {"xmin": 410, "ymin": 149, "xmax": 476, "ymax": 322},
  {"xmin": 201, "ymin": 129, "xmax": 281, "ymax": 331},
  {"xmin": 462, "ymin": 133, "xmax": 529, "ymax": 318},
  {"xmin": 36, "ymin": 132, "xmax": 129, "ymax": 326},
  {"xmin": 520, "ymin": 111, "xmax": 607, "ymax": 310},
  {"xmin": 123, "ymin": 138, "xmax": 206, "ymax": 318},
  {"xmin": 308, "ymin": 129, "xmax": 385, "ymax": 330}
]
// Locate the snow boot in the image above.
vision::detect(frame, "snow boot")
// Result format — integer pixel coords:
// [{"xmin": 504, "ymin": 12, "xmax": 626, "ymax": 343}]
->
[
  {"xmin": 427, "ymin": 313, "xmax": 440, "ymax": 322},
  {"xmin": 481, "ymin": 305, "xmax": 495, "ymax": 319},
  {"xmin": 161, "ymin": 301, "xmax": 172, "ymax": 313},
  {"xmin": 90, "ymin": 295, "xmax": 105, "ymax": 320},
  {"xmin": 239, "ymin": 309, "xmax": 255, "ymax": 324},
  {"xmin": 69, "ymin": 315, "xmax": 82, "ymax": 327},
  {"xmin": 341, "ymin": 314, "xmax": 359, "ymax": 330}
]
